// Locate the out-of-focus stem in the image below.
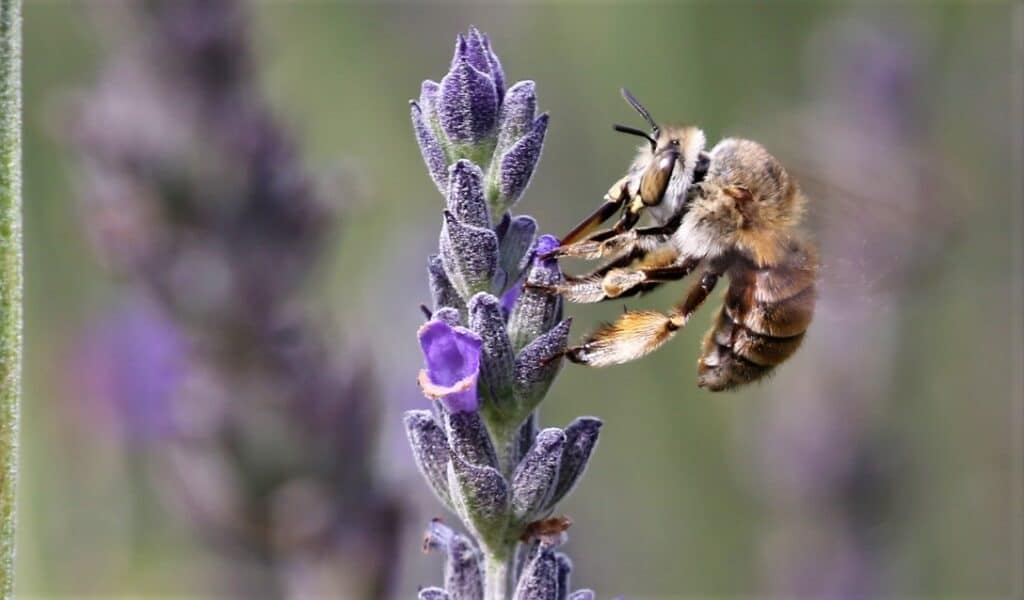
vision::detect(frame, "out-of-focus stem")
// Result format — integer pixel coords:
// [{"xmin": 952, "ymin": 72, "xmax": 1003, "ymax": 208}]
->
[
  {"xmin": 0, "ymin": 0, "xmax": 21, "ymax": 596},
  {"xmin": 484, "ymin": 550, "xmax": 511, "ymax": 600}
]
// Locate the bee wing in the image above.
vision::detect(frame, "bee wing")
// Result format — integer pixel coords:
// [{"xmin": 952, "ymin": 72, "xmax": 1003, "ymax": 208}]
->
[{"xmin": 766, "ymin": 116, "xmax": 970, "ymax": 322}]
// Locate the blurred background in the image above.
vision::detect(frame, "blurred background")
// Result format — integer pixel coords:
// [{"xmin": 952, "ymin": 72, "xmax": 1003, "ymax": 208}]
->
[{"xmin": 17, "ymin": 1, "xmax": 1022, "ymax": 598}]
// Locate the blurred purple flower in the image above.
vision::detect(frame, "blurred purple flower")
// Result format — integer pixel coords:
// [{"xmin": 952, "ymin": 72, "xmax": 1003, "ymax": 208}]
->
[
  {"xmin": 418, "ymin": 319, "xmax": 484, "ymax": 413},
  {"xmin": 73, "ymin": 300, "xmax": 187, "ymax": 442}
]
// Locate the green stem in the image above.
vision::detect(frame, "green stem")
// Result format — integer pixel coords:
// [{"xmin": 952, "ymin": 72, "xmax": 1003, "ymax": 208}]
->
[
  {"xmin": 0, "ymin": 0, "xmax": 21, "ymax": 597},
  {"xmin": 484, "ymin": 550, "xmax": 512, "ymax": 600}
]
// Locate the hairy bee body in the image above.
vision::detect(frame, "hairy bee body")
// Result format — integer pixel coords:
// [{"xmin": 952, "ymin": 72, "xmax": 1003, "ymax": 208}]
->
[{"xmin": 548, "ymin": 90, "xmax": 818, "ymax": 391}]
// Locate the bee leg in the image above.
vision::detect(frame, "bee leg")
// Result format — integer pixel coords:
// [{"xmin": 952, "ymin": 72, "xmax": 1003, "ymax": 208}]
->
[
  {"xmin": 552, "ymin": 258, "xmax": 700, "ymax": 305},
  {"xmin": 559, "ymin": 175, "xmax": 632, "ymax": 246},
  {"xmin": 566, "ymin": 269, "xmax": 719, "ymax": 367}
]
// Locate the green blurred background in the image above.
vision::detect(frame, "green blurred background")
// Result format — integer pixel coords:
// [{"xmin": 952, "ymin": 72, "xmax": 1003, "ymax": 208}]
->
[{"xmin": 17, "ymin": 1, "xmax": 1023, "ymax": 597}]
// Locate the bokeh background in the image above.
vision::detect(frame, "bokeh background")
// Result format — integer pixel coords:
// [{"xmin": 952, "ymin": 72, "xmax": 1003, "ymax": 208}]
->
[{"xmin": 17, "ymin": 1, "xmax": 1023, "ymax": 598}]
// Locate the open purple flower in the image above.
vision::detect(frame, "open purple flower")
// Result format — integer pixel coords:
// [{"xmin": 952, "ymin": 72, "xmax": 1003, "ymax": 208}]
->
[{"xmin": 418, "ymin": 319, "xmax": 484, "ymax": 413}]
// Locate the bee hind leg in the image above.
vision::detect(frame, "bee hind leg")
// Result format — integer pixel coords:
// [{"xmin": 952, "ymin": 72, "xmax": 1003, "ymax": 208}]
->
[{"xmin": 566, "ymin": 269, "xmax": 719, "ymax": 367}]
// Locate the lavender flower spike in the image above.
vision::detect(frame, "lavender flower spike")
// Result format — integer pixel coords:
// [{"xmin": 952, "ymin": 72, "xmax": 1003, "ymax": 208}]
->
[
  {"xmin": 418, "ymin": 319, "xmax": 484, "ymax": 413},
  {"xmin": 408, "ymin": 28, "xmax": 603, "ymax": 599}
]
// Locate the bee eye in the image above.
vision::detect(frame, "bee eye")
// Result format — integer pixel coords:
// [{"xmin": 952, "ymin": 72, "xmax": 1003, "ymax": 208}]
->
[
  {"xmin": 640, "ymin": 150, "xmax": 677, "ymax": 206},
  {"xmin": 670, "ymin": 139, "xmax": 680, "ymax": 147}
]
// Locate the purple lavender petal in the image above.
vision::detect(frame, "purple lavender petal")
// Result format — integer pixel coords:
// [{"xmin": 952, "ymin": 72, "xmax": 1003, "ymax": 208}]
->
[
  {"xmin": 417, "ymin": 319, "xmax": 483, "ymax": 413},
  {"xmin": 498, "ymin": 114, "xmax": 548, "ymax": 210},
  {"xmin": 438, "ymin": 56, "xmax": 499, "ymax": 145}
]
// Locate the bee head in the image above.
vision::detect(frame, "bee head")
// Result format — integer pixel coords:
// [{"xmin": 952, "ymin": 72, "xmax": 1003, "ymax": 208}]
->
[{"xmin": 613, "ymin": 89, "xmax": 706, "ymax": 214}]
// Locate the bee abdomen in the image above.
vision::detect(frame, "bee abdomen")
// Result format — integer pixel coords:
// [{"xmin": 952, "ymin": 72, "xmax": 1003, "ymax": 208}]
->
[{"xmin": 698, "ymin": 261, "xmax": 816, "ymax": 391}]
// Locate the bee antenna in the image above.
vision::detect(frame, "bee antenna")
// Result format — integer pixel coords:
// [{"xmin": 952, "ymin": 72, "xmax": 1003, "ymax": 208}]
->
[
  {"xmin": 613, "ymin": 124, "xmax": 657, "ymax": 151},
  {"xmin": 620, "ymin": 87, "xmax": 660, "ymax": 136}
]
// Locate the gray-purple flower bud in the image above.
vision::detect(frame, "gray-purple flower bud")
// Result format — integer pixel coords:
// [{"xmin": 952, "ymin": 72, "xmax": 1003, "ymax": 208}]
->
[
  {"xmin": 440, "ymin": 210, "xmax": 500, "ymax": 299},
  {"xmin": 424, "ymin": 520, "xmax": 484, "ymax": 600},
  {"xmin": 508, "ymin": 235, "xmax": 563, "ymax": 352},
  {"xmin": 429, "ymin": 255, "xmax": 466, "ymax": 314},
  {"xmin": 511, "ymin": 428, "xmax": 566, "ymax": 523},
  {"xmin": 404, "ymin": 410, "xmax": 453, "ymax": 510},
  {"xmin": 498, "ymin": 215, "xmax": 538, "ymax": 288},
  {"xmin": 468, "ymin": 293, "xmax": 515, "ymax": 417},
  {"xmin": 494, "ymin": 114, "xmax": 548, "ymax": 213},
  {"xmin": 513, "ymin": 546, "xmax": 560, "ymax": 600},
  {"xmin": 432, "ymin": 307, "xmax": 463, "ymax": 328},
  {"xmin": 514, "ymin": 319, "xmax": 571, "ymax": 416},
  {"xmin": 443, "ymin": 408, "xmax": 498, "ymax": 469},
  {"xmin": 412, "ymin": 99, "xmax": 450, "ymax": 195},
  {"xmin": 447, "ymin": 452, "xmax": 510, "ymax": 549},
  {"xmin": 567, "ymin": 590, "xmax": 594, "ymax": 600},
  {"xmin": 495, "ymin": 81, "xmax": 537, "ymax": 152},
  {"xmin": 555, "ymin": 553, "xmax": 572, "ymax": 600},
  {"xmin": 446, "ymin": 160, "xmax": 491, "ymax": 229},
  {"xmin": 419, "ymin": 587, "xmax": 451, "ymax": 600},
  {"xmin": 439, "ymin": 47, "xmax": 499, "ymax": 148},
  {"xmin": 547, "ymin": 417, "xmax": 603, "ymax": 510}
]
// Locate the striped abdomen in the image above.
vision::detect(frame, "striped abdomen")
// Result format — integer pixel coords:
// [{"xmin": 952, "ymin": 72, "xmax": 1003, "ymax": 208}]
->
[{"xmin": 697, "ymin": 241, "xmax": 817, "ymax": 391}]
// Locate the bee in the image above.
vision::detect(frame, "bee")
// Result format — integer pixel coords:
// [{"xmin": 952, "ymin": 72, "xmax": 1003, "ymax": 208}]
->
[{"xmin": 538, "ymin": 89, "xmax": 818, "ymax": 391}]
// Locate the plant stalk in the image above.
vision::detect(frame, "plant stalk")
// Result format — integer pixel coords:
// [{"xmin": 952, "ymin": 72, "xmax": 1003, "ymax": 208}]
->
[
  {"xmin": 484, "ymin": 550, "xmax": 512, "ymax": 600},
  {"xmin": 0, "ymin": 0, "xmax": 21, "ymax": 596}
]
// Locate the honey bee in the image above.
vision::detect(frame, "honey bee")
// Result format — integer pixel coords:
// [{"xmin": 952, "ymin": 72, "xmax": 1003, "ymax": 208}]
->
[{"xmin": 538, "ymin": 89, "xmax": 818, "ymax": 391}]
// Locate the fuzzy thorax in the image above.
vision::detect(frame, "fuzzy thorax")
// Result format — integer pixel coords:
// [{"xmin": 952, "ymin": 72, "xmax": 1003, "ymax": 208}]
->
[{"xmin": 674, "ymin": 137, "xmax": 806, "ymax": 267}]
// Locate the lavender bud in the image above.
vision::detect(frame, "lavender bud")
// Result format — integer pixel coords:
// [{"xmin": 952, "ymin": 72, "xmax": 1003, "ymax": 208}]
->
[
  {"xmin": 424, "ymin": 520, "xmax": 484, "ymax": 600},
  {"xmin": 513, "ymin": 546, "xmax": 560, "ymax": 600},
  {"xmin": 515, "ymin": 411, "xmax": 539, "ymax": 466},
  {"xmin": 508, "ymin": 235, "xmax": 563, "ymax": 351},
  {"xmin": 412, "ymin": 100, "xmax": 449, "ymax": 195},
  {"xmin": 547, "ymin": 417, "xmax": 603, "ymax": 510},
  {"xmin": 467, "ymin": 293, "xmax": 515, "ymax": 415},
  {"xmin": 511, "ymin": 428, "xmax": 566, "ymax": 522},
  {"xmin": 404, "ymin": 410, "xmax": 454, "ymax": 510},
  {"xmin": 419, "ymin": 587, "xmax": 451, "ymax": 600},
  {"xmin": 567, "ymin": 590, "xmax": 595, "ymax": 600},
  {"xmin": 495, "ymin": 81, "xmax": 537, "ymax": 152},
  {"xmin": 432, "ymin": 307, "xmax": 463, "ymax": 328},
  {"xmin": 514, "ymin": 319, "xmax": 571, "ymax": 415},
  {"xmin": 555, "ymin": 553, "xmax": 573, "ymax": 600},
  {"xmin": 495, "ymin": 114, "xmax": 548, "ymax": 212},
  {"xmin": 445, "ymin": 534, "xmax": 484, "ymax": 600},
  {"xmin": 439, "ymin": 52, "xmax": 498, "ymax": 148},
  {"xmin": 429, "ymin": 255, "xmax": 466, "ymax": 314},
  {"xmin": 447, "ymin": 452, "xmax": 510, "ymax": 549},
  {"xmin": 498, "ymin": 215, "xmax": 538, "ymax": 287},
  {"xmin": 446, "ymin": 160, "xmax": 491, "ymax": 229},
  {"xmin": 444, "ymin": 408, "xmax": 498, "ymax": 469},
  {"xmin": 474, "ymin": 28, "xmax": 505, "ymax": 100},
  {"xmin": 440, "ymin": 210, "xmax": 499, "ymax": 299}
]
